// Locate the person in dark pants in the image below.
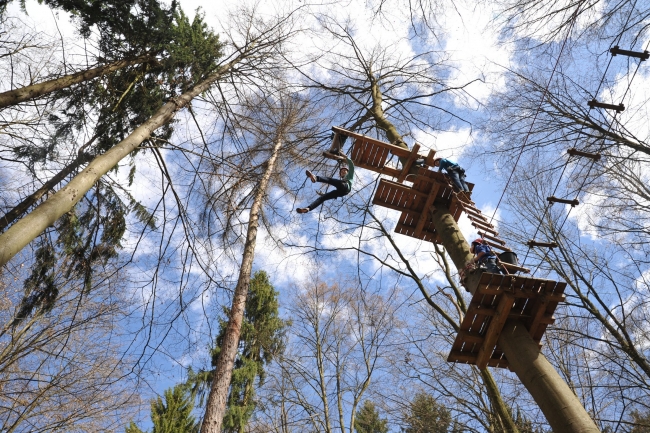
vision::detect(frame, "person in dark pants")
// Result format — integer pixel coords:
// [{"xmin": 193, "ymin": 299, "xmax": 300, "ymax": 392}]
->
[
  {"xmin": 470, "ymin": 238, "xmax": 506, "ymax": 274},
  {"xmin": 433, "ymin": 157, "xmax": 470, "ymax": 194},
  {"xmin": 297, "ymin": 156, "xmax": 354, "ymax": 214}
]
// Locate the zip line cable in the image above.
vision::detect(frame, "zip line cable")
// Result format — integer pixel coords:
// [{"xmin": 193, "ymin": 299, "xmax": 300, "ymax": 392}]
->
[{"xmin": 488, "ymin": 8, "xmax": 582, "ymax": 227}]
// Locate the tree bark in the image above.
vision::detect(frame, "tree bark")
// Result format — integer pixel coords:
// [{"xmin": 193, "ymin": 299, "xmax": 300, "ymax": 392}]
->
[
  {"xmin": 0, "ymin": 57, "xmax": 150, "ymax": 109},
  {"xmin": 200, "ymin": 136, "xmax": 284, "ymax": 433},
  {"xmin": 0, "ymin": 53, "xmax": 248, "ymax": 268},
  {"xmin": 498, "ymin": 321, "xmax": 600, "ymax": 433}
]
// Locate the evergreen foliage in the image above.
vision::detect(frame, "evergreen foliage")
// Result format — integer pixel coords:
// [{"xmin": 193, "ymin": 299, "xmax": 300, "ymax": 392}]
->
[
  {"xmin": 125, "ymin": 384, "xmax": 199, "ymax": 433},
  {"xmin": 188, "ymin": 270, "xmax": 287, "ymax": 433},
  {"xmin": 355, "ymin": 400, "xmax": 389, "ymax": 433},
  {"xmin": 8, "ymin": 1, "xmax": 222, "ymax": 324},
  {"xmin": 402, "ymin": 392, "xmax": 451, "ymax": 433}
]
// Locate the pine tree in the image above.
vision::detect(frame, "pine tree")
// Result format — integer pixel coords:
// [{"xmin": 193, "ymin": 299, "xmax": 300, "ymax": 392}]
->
[
  {"xmin": 126, "ymin": 384, "xmax": 199, "ymax": 433},
  {"xmin": 189, "ymin": 270, "xmax": 287, "ymax": 433},
  {"xmin": 355, "ymin": 401, "xmax": 389, "ymax": 433},
  {"xmin": 403, "ymin": 392, "xmax": 451, "ymax": 433}
]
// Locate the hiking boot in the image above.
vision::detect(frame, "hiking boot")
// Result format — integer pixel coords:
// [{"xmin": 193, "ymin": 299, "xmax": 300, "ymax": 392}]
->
[{"xmin": 306, "ymin": 170, "xmax": 317, "ymax": 183}]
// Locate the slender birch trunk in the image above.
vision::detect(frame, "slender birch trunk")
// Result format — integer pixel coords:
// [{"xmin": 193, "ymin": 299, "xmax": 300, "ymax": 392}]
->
[
  {"xmin": 200, "ymin": 136, "xmax": 284, "ymax": 433},
  {"xmin": 0, "ymin": 53, "xmax": 247, "ymax": 268},
  {"xmin": 0, "ymin": 57, "xmax": 150, "ymax": 109}
]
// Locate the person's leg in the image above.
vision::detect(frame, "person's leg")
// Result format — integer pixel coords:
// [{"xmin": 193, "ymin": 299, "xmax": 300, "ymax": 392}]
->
[
  {"xmin": 446, "ymin": 170, "xmax": 464, "ymax": 192},
  {"xmin": 305, "ymin": 189, "xmax": 347, "ymax": 211},
  {"xmin": 485, "ymin": 258, "xmax": 502, "ymax": 274},
  {"xmin": 316, "ymin": 175, "xmax": 347, "ymax": 190},
  {"xmin": 459, "ymin": 171, "xmax": 470, "ymax": 192}
]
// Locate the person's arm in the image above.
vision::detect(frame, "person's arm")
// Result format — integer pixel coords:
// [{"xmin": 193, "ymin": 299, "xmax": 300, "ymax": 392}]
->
[
  {"xmin": 345, "ymin": 157, "xmax": 354, "ymax": 181},
  {"xmin": 473, "ymin": 251, "xmax": 486, "ymax": 263}
]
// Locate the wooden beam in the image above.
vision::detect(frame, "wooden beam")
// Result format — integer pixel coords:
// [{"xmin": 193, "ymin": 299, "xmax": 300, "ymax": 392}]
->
[
  {"xmin": 397, "ymin": 143, "xmax": 421, "ymax": 183},
  {"xmin": 610, "ymin": 45, "xmax": 650, "ymax": 60},
  {"xmin": 466, "ymin": 303, "xmax": 556, "ymax": 324},
  {"xmin": 527, "ymin": 293, "xmax": 551, "ymax": 337},
  {"xmin": 587, "ymin": 99, "xmax": 625, "ymax": 112},
  {"xmin": 456, "ymin": 330, "xmax": 484, "ymax": 344},
  {"xmin": 332, "ymin": 126, "xmax": 413, "ymax": 157},
  {"xmin": 414, "ymin": 183, "xmax": 440, "ymax": 237},
  {"xmin": 477, "ymin": 285, "xmax": 564, "ymax": 302},
  {"xmin": 470, "ymin": 219, "xmax": 498, "ymax": 233},
  {"xmin": 354, "ymin": 160, "xmax": 402, "ymax": 178},
  {"xmin": 424, "ymin": 149, "xmax": 437, "ymax": 166},
  {"xmin": 547, "ymin": 196, "xmax": 579, "ymax": 207},
  {"xmin": 447, "ymin": 351, "xmax": 510, "ymax": 368},
  {"xmin": 567, "ymin": 148, "xmax": 601, "ymax": 161},
  {"xmin": 476, "ymin": 232, "xmax": 506, "ymax": 246},
  {"xmin": 500, "ymin": 262, "xmax": 531, "ymax": 274},
  {"xmin": 476, "ymin": 294, "xmax": 515, "ymax": 369},
  {"xmin": 527, "ymin": 240, "xmax": 558, "ymax": 248}
]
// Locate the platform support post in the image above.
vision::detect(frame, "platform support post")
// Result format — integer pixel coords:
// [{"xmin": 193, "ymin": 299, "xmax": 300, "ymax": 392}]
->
[{"xmin": 429, "ymin": 205, "xmax": 601, "ymax": 433}]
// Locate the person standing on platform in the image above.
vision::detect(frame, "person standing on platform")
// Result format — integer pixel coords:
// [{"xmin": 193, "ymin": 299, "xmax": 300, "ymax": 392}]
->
[
  {"xmin": 433, "ymin": 157, "xmax": 470, "ymax": 194},
  {"xmin": 471, "ymin": 238, "xmax": 506, "ymax": 274},
  {"xmin": 296, "ymin": 156, "xmax": 354, "ymax": 214}
]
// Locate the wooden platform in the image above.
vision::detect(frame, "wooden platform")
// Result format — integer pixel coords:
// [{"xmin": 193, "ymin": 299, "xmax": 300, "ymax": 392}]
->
[
  {"xmin": 372, "ymin": 172, "xmax": 474, "ymax": 244},
  {"xmin": 328, "ymin": 126, "xmax": 432, "ymax": 181},
  {"xmin": 448, "ymin": 272, "xmax": 566, "ymax": 369}
]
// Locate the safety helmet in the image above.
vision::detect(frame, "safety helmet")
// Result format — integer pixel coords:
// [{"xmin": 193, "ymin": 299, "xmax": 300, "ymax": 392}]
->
[
  {"xmin": 433, "ymin": 157, "xmax": 442, "ymax": 165},
  {"xmin": 472, "ymin": 238, "xmax": 483, "ymax": 245}
]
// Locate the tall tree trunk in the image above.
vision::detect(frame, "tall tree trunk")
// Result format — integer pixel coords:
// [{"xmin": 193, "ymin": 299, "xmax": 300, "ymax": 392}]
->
[
  {"xmin": 200, "ymin": 136, "xmax": 284, "ymax": 433},
  {"xmin": 0, "ymin": 52, "xmax": 249, "ymax": 268},
  {"xmin": 0, "ymin": 56, "xmax": 150, "ymax": 109},
  {"xmin": 0, "ymin": 151, "xmax": 92, "ymax": 232},
  {"xmin": 429, "ymin": 202, "xmax": 600, "ymax": 433}
]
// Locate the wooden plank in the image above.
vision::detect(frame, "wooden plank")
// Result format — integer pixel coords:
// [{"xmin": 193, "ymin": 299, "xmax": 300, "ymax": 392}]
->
[
  {"xmin": 464, "ymin": 306, "xmax": 555, "ymax": 324},
  {"xmin": 476, "ymin": 231, "xmax": 506, "ymax": 245},
  {"xmin": 476, "ymin": 293, "xmax": 514, "ymax": 370},
  {"xmin": 527, "ymin": 292, "xmax": 550, "ymax": 337},
  {"xmin": 413, "ymin": 184, "xmax": 440, "ymax": 237},
  {"xmin": 332, "ymin": 126, "xmax": 414, "ymax": 157},
  {"xmin": 448, "ymin": 350, "xmax": 477, "ymax": 363},
  {"xmin": 500, "ymin": 262, "xmax": 531, "ymax": 274},
  {"xmin": 355, "ymin": 160, "xmax": 402, "ymax": 177},
  {"xmin": 466, "ymin": 211, "xmax": 490, "ymax": 223},
  {"xmin": 397, "ymin": 143, "xmax": 421, "ymax": 183},
  {"xmin": 477, "ymin": 285, "xmax": 564, "ymax": 302},
  {"xmin": 470, "ymin": 218, "xmax": 497, "ymax": 232},
  {"xmin": 483, "ymin": 240, "xmax": 512, "ymax": 252},
  {"xmin": 457, "ymin": 330, "xmax": 484, "ymax": 344},
  {"xmin": 460, "ymin": 205, "xmax": 488, "ymax": 221},
  {"xmin": 425, "ymin": 149, "xmax": 437, "ymax": 166}
]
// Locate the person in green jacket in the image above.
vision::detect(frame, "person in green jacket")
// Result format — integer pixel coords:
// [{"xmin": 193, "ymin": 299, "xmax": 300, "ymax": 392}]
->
[{"xmin": 296, "ymin": 156, "xmax": 354, "ymax": 214}]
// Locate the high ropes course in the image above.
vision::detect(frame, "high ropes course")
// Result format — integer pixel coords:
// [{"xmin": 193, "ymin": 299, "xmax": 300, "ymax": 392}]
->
[{"xmin": 326, "ymin": 126, "xmax": 567, "ymax": 371}]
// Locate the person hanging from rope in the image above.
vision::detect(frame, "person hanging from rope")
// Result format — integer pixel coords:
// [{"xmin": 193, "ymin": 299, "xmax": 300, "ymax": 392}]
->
[
  {"xmin": 470, "ymin": 238, "xmax": 507, "ymax": 274},
  {"xmin": 433, "ymin": 157, "xmax": 470, "ymax": 195},
  {"xmin": 296, "ymin": 155, "xmax": 354, "ymax": 214}
]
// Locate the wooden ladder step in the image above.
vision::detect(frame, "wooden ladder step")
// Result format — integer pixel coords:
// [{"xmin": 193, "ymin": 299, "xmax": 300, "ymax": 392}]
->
[
  {"xmin": 567, "ymin": 148, "xmax": 601, "ymax": 161},
  {"xmin": 588, "ymin": 99, "xmax": 625, "ymax": 112},
  {"xmin": 610, "ymin": 45, "xmax": 649, "ymax": 60},
  {"xmin": 547, "ymin": 196, "xmax": 579, "ymax": 207},
  {"xmin": 527, "ymin": 240, "xmax": 558, "ymax": 248}
]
